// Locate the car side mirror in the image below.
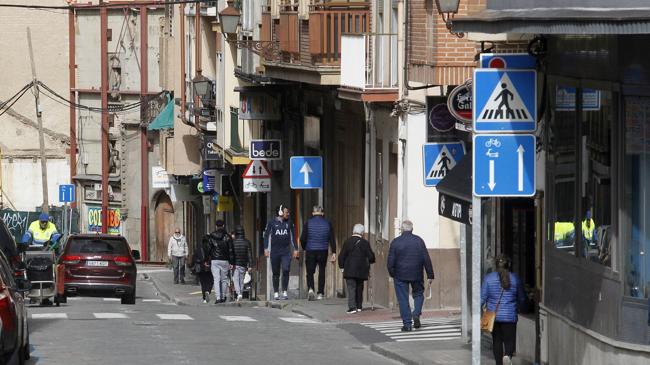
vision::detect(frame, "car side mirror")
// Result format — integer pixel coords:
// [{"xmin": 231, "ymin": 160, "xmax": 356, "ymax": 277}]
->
[
  {"xmin": 131, "ymin": 250, "xmax": 141, "ymax": 261},
  {"xmin": 16, "ymin": 278, "xmax": 31, "ymax": 293}
]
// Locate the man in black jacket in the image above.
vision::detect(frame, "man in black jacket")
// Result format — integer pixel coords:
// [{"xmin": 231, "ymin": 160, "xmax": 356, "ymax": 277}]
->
[
  {"xmin": 205, "ymin": 220, "xmax": 234, "ymax": 304},
  {"xmin": 232, "ymin": 225, "xmax": 253, "ymax": 302}
]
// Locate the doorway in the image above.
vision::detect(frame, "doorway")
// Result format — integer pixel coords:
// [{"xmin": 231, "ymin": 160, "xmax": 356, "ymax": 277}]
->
[{"xmin": 154, "ymin": 192, "xmax": 176, "ymax": 262}]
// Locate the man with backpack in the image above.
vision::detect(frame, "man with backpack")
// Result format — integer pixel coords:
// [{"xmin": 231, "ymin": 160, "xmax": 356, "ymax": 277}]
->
[
  {"xmin": 301, "ymin": 206, "xmax": 336, "ymax": 300},
  {"xmin": 205, "ymin": 219, "xmax": 234, "ymax": 304}
]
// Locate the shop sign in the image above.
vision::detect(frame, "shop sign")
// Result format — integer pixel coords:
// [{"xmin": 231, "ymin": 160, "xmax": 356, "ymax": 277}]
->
[
  {"xmin": 438, "ymin": 193, "xmax": 472, "ymax": 225},
  {"xmin": 239, "ymin": 92, "xmax": 281, "ymax": 120},
  {"xmin": 447, "ymin": 82, "xmax": 473, "ymax": 123},
  {"xmin": 555, "ymin": 87, "xmax": 601, "ymax": 111},
  {"xmin": 152, "ymin": 166, "xmax": 171, "ymax": 188},
  {"xmin": 203, "ymin": 135, "xmax": 223, "ymax": 161},
  {"xmin": 427, "ymin": 104, "xmax": 456, "ymax": 132},
  {"xmin": 249, "ymin": 140, "xmax": 282, "ymax": 160},
  {"xmin": 217, "ymin": 194, "xmax": 234, "ymax": 212},
  {"xmin": 88, "ymin": 207, "xmax": 121, "ymax": 235},
  {"xmin": 203, "ymin": 169, "xmax": 217, "ymax": 192}
]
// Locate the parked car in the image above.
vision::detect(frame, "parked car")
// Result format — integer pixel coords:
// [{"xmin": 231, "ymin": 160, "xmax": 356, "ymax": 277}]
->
[
  {"xmin": 0, "ymin": 220, "xmax": 22, "ymax": 271},
  {"xmin": 0, "ymin": 249, "xmax": 30, "ymax": 364},
  {"xmin": 58, "ymin": 234, "xmax": 140, "ymax": 305}
]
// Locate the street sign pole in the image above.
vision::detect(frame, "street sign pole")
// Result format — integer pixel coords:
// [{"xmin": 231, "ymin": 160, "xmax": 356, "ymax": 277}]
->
[{"xmin": 471, "ymin": 195, "xmax": 481, "ymax": 365}]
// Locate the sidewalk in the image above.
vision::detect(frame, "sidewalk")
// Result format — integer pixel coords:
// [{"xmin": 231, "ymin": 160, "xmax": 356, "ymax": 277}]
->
[{"xmin": 144, "ymin": 266, "xmax": 531, "ymax": 365}]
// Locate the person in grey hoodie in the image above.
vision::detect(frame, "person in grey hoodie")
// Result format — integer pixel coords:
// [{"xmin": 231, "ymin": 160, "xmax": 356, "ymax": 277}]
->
[{"xmin": 168, "ymin": 228, "xmax": 188, "ymax": 284}]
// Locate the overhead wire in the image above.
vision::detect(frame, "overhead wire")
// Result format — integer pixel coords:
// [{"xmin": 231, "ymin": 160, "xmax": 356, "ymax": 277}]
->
[{"xmin": 0, "ymin": 82, "xmax": 34, "ymax": 118}]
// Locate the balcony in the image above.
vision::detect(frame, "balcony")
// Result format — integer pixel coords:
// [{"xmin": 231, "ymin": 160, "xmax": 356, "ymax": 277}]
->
[
  {"xmin": 261, "ymin": 2, "xmax": 370, "ymax": 85},
  {"xmin": 339, "ymin": 33, "xmax": 399, "ymax": 102}
]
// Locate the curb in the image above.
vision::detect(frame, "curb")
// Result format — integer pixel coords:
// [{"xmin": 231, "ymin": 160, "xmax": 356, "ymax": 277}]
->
[
  {"xmin": 370, "ymin": 343, "xmax": 420, "ymax": 365},
  {"xmin": 146, "ymin": 273, "xmax": 191, "ymax": 306}
]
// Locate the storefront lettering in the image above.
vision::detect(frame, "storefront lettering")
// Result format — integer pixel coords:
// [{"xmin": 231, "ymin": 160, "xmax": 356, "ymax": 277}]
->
[{"xmin": 88, "ymin": 207, "xmax": 121, "ymax": 234}]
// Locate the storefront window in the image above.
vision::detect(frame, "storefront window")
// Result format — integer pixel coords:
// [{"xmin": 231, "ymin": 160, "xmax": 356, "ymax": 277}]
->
[
  {"xmin": 581, "ymin": 89, "xmax": 612, "ymax": 267},
  {"xmin": 550, "ymin": 85, "xmax": 578, "ymax": 252},
  {"xmin": 624, "ymin": 96, "xmax": 650, "ymax": 298}
]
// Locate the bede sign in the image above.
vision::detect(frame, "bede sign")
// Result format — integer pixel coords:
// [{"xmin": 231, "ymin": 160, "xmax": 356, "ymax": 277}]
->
[{"xmin": 249, "ymin": 139, "xmax": 282, "ymax": 160}]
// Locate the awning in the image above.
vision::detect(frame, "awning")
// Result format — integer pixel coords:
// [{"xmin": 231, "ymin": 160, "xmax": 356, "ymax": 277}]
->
[
  {"xmin": 435, "ymin": 155, "xmax": 472, "ymax": 202},
  {"xmin": 453, "ymin": 8, "xmax": 650, "ymax": 35},
  {"xmin": 147, "ymin": 97, "xmax": 174, "ymax": 131}
]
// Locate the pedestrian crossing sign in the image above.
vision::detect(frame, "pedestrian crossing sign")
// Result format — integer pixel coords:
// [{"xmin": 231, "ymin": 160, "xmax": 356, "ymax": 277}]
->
[
  {"xmin": 423, "ymin": 142, "xmax": 466, "ymax": 187},
  {"xmin": 473, "ymin": 69, "xmax": 537, "ymax": 132}
]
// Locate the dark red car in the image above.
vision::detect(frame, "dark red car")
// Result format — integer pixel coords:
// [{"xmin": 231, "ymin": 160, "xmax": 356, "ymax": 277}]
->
[
  {"xmin": 0, "ymin": 249, "xmax": 30, "ymax": 365},
  {"xmin": 58, "ymin": 235, "xmax": 139, "ymax": 305}
]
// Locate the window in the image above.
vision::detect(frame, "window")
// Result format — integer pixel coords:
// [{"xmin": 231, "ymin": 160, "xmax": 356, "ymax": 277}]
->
[
  {"xmin": 624, "ymin": 96, "xmax": 650, "ymax": 298},
  {"xmin": 549, "ymin": 85, "xmax": 614, "ymax": 268},
  {"xmin": 67, "ymin": 238, "xmax": 129, "ymax": 255}
]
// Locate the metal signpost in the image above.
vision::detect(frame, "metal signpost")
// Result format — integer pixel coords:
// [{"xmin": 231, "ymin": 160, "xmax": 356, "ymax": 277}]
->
[
  {"xmin": 422, "ymin": 142, "xmax": 466, "ymax": 187},
  {"xmin": 289, "ymin": 156, "xmax": 323, "ymax": 189}
]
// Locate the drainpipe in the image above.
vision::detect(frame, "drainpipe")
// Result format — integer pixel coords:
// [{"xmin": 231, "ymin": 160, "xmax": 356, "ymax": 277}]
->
[
  {"xmin": 69, "ymin": 9, "xmax": 77, "ymax": 191},
  {"xmin": 402, "ymin": 0, "xmax": 437, "ymax": 94},
  {"xmin": 140, "ymin": 6, "xmax": 149, "ymax": 260},
  {"xmin": 100, "ymin": 6, "xmax": 109, "ymax": 234},
  {"xmin": 180, "ymin": 3, "xmax": 186, "ymax": 123}
]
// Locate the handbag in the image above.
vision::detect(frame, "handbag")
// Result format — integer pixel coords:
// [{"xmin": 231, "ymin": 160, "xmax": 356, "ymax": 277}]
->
[{"xmin": 481, "ymin": 289, "xmax": 504, "ymax": 333}]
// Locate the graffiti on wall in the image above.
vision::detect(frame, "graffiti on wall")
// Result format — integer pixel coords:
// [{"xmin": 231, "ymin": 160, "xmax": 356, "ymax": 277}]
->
[
  {"xmin": 0, "ymin": 209, "xmax": 80, "ymax": 243},
  {"xmin": 87, "ymin": 207, "xmax": 121, "ymax": 235}
]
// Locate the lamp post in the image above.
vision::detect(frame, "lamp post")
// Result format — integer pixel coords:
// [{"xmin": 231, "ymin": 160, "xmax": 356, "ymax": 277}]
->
[
  {"xmin": 435, "ymin": 0, "xmax": 464, "ymax": 37},
  {"xmin": 219, "ymin": 0, "xmax": 280, "ymax": 60}
]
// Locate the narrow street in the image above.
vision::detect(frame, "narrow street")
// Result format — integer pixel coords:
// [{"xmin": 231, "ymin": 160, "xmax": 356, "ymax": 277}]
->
[{"xmin": 26, "ymin": 275, "xmax": 399, "ymax": 365}]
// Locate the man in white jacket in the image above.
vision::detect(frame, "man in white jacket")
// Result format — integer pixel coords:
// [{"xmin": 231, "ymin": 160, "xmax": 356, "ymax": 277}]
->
[{"xmin": 168, "ymin": 228, "xmax": 188, "ymax": 284}]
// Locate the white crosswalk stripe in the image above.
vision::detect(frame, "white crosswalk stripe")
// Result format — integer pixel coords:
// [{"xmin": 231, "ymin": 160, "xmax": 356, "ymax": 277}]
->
[
  {"xmin": 361, "ymin": 317, "xmax": 461, "ymax": 342},
  {"xmin": 103, "ymin": 298, "xmax": 121, "ymax": 302},
  {"xmin": 279, "ymin": 317, "xmax": 320, "ymax": 324},
  {"xmin": 219, "ymin": 315, "xmax": 257, "ymax": 322},
  {"xmin": 156, "ymin": 314, "xmax": 194, "ymax": 320},
  {"xmin": 94, "ymin": 313, "xmax": 129, "ymax": 319},
  {"xmin": 32, "ymin": 313, "xmax": 68, "ymax": 319}
]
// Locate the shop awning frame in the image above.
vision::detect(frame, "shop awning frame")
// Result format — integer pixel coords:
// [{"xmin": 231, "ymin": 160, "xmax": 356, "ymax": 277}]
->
[{"xmin": 453, "ymin": 8, "xmax": 650, "ymax": 35}]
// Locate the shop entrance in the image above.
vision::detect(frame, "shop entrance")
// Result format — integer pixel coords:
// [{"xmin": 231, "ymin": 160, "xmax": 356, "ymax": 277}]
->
[{"xmin": 500, "ymin": 198, "xmax": 536, "ymax": 295}]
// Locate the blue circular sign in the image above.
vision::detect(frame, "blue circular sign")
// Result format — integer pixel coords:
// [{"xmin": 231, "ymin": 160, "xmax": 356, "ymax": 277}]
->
[{"xmin": 428, "ymin": 104, "xmax": 455, "ymax": 132}]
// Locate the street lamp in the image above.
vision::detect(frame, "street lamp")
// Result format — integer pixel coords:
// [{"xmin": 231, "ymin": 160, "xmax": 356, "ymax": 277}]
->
[
  {"xmin": 435, "ymin": 0, "xmax": 464, "ymax": 37},
  {"xmin": 219, "ymin": 0, "xmax": 241, "ymax": 36},
  {"xmin": 218, "ymin": 0, "xmax": 280, "ymax": 60},
  {"xmin": 192, "ymin": 74, "xmax": 214, "ymax": 106}
]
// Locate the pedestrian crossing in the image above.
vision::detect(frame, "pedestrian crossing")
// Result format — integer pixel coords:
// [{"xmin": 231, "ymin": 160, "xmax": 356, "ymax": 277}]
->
[
  {"xmin": 30, "ymin": 311, "xmax": 323, "ymax": 324},
  {"xmin": 361, "ymin": 317, "xmax": 461, "ymax": 342}
]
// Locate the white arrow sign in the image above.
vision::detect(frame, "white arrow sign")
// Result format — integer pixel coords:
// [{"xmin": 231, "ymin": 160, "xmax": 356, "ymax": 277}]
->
[
  {"xmin": 299, "ymin": 162, "xmax": 313, "ymax": 186},
  {"xmin": 488, "ymin": 160, "xmax": 496, "ymax": 191},
  {"xmin": 517, "ymin": 144, "xmax": 525, "ymax": 192}
]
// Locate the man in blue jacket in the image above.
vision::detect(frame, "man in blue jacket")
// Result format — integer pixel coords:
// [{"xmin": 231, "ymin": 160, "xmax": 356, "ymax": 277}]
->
[
  {"xmin": 387, "ymin": 220, "xmax": 434, "ymax": 331},
  {"xmin": 264, "ymin": 205, "xmax": 298, "ymax": 300},
  {"xmin": 300, "ymin": 206, "xmax": 336, "ymax": 301}
]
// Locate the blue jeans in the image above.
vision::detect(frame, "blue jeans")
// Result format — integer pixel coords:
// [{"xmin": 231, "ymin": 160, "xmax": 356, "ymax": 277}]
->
[{"xmin": 394, "ymin": 279, "xmax": 424, "ymax": 327}]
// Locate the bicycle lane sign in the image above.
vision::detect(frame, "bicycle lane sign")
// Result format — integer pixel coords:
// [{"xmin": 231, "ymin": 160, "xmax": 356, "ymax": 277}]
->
[{"xmin": 473, "ymin": 134, "xmax": 536, "ymax": 197}]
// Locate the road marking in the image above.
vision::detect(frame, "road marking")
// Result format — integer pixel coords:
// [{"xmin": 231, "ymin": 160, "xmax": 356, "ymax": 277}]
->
[
  {"xmin": 219, "ymin": 315, "xmax": 257, "ymax": 322},
  {"xmin": 103, "ymin": 298, "xmax": 121, "ymax": 302},
  {"xmin": 138, "ymin": 269, "xmax": 172, "ymax": 274},
  {"xmin": 279, "ymin": 317, "xmax": 320, "ymax": 324},
  {"xmin": 32, "ymin": 313, "xmax": 68, "ymax": 319},
  {"xmin": 142, "ymin": 299, "xmax": 162, "ymax": 303},
  {"xmin": 361, "ymin": 317, "xmax": 461, "ymax": 342},
  {"xmin": 94, "ymin": 313, "xmax": 129, "ymax": 319},
  {"xmin": 189, "ymin": 291, "xmax": 203, "ymax": 295},
  {"xmin": 156, "ymin": 314, "xmax": 193, "ymax": 320}
]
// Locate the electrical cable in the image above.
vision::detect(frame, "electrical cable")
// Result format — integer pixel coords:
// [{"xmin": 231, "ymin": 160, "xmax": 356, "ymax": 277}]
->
[
  {"xmin": 0, "ymin": 83, "xmax": 34, "ymax": 118},
  {"xmin": 0, "ymin": 82, "xmax": 33, "ymax": 110}
]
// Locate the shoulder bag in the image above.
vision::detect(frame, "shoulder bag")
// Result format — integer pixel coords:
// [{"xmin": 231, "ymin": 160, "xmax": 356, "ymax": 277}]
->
[{"xmin": 480, "ymin": 288, "xmax": 504, "ymax": 333}]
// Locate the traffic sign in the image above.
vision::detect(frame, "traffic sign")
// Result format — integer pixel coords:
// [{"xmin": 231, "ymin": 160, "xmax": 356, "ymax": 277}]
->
[
  {"xmin": 479, "ymin": 53, "xmax": 536, "ymax": 69},
  {"xmin": 242, "ymin": 160, "xmax": 272, "ymax": 178},
  {"xmin": 243, "ymin": 178, "xmax": 271, "ymax": 193},
  {"xmin": 58, "ymin": 184, "xmax": 75, "ymax": 203},
  {"xmin": 249, "ymin": 139, "xmax": 282, "ymax": 160},
  {"xmin": 473, "ymin": 134, "xmax": 536, "ymax": 197},
  {"xmin": 422, "ymin": 142, "xmax": 466, "ymax": 187},
  {"xmin": 473, "ymin": 69, "xmax": 537, "ymax": 133},
  {"xmin": 290, "ymin": 156, "xmax": 323, "ymax": 189}
]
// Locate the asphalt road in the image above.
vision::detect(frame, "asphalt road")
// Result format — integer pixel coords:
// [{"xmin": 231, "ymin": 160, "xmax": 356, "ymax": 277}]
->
[{"xmin": 26, "ymin": 277, "xmax": 398, "ymax": 365}]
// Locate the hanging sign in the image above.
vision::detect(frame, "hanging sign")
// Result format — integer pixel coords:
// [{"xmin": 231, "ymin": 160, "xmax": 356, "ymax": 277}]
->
[{"xmin": 447, "ymin": 81, "xmax": 472, "ymax": 123}]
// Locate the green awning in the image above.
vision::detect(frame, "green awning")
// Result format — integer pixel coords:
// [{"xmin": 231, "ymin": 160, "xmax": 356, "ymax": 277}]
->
[{"xmin": 147, "ymin": 98, "xmax": 174, "ymax": 131}]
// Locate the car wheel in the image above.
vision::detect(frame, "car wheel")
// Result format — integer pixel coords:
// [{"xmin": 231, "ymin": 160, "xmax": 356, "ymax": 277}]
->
[{"xmin": 121, "ymin": 292, "xmax": 136, "ymax": 305}]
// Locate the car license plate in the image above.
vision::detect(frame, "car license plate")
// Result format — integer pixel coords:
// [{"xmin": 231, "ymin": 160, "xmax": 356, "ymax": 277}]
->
[{"xmin": 86, "ymin": 260, "xmax": 108, "ymax": 267}]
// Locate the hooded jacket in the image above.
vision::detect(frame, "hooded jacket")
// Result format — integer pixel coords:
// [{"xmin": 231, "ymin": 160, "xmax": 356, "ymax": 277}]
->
[{"xmin": 232, "ymin": 232, "xmax": 253, "ymax": 268}]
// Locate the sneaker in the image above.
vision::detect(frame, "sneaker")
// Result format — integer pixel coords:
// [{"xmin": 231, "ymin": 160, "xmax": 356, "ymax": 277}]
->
[
  {"xmin": 308, "ymin": 289, "xmax": 315, "ymax": 301},
  {"xmin": 413, "ymin": 316, "xmax": 421, "ymax": 329},
  {"xmin": 316, "ymin": 293, "xmax": 323, "ymax": 300},
  {"xmin": 346, "ymin": 308, "xmax": 357, "ymax": 314},
  {"xmin": 236, "ymin": 294, "xmax": 243, "ymax": 302},
  {"xmin": 282, "ymin": 291, "xmax": 289, "ymax": 300},
  {"xmin": 502, "ymin": 355, "xmax": 512, "ymax": 365},
  {"xmin": 400, "ymin": 326, "xmax": 412, "ymax": 332},
  {"xmin": 202, "ymin": 299, "xmax": 208, "ymax": 304},
  {"xmin": 273, "ymin": 292, "xmax": 280, "ymax": 300},
  {"xmin": 356, "ymin": 308, "xmax": 362, "ymax": 313}
]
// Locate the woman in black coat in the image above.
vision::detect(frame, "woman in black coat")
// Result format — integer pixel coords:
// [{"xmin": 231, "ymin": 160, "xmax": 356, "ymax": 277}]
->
[
  {"xmin": 338, "ymin": 224, "xmax": 376, "ymax": 314},
  {"xmin": 191, "ymin": 239, "xmax": 214, "ymax": 303}
]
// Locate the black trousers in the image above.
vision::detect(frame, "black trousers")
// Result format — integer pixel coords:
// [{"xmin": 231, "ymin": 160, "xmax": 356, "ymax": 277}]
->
[
  {"xmin": 305, "ymin": 250, "xmax": 328, "ymax": 294},
  {"xmin": 346, "ymin": 278, "xmax": 364, "ymax": 310},
  {"xmin": 197, "ymin": 271, "xmax": 213, "ymax": 296},
  {"xmin": 271, "ymin": 254, "xmax": 291, "ymax": 292},
  {"xmin": 492, "ymin": 322, "xmax": 517, "ymax": 365}
]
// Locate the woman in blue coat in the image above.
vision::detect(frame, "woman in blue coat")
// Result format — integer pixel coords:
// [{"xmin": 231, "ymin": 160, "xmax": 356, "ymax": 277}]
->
[{"xmin": 481, "ymin": 255, "xmax": 527, "ymax": 365}]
